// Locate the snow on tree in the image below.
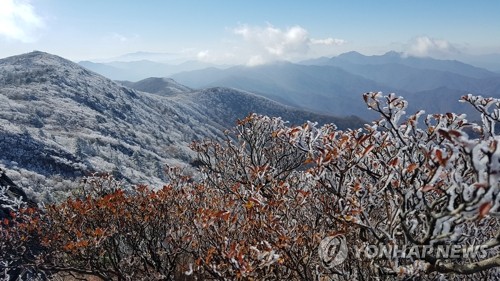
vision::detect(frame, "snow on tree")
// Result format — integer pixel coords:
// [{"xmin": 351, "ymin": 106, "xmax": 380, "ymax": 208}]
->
[{"xmin": 1, "ymin": 93, "xmax": 499, "ymax": 280}]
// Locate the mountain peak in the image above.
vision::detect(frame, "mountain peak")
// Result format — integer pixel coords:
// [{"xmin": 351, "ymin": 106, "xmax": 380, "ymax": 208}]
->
[
  {"xmin": 382, "ymin": 51, "xmax": 403, "ymax": 58},
  {"xmin": 6, "ymin": 51, "xmax": 68, "ymax": 64},
  {"xmin": 123, "ymin": 77, "xmax": 192, "ymax": 96},
  {"xmin": 0, "ymin": 51, "xmax": 117, "ymax": 89},
  {"xmin": 0, "ymin": 51, "xmax": 95, "ymax": 78},
  {"xmin": 337, "ymin": 51, "xmax": 365, "ymax": 59},
  {"xmin": 336, "ymin": 50, "xmax": 404, "ymax": 63}
]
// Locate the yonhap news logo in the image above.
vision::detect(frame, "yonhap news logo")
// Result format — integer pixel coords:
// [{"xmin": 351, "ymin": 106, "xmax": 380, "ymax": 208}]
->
[
  {"xmin": 318, "ymin": 234, "xmax": 348, "ymax": 268},
  {"xmin": 318, "ymin": 235, "xmax": 488, "ymax": 269}
]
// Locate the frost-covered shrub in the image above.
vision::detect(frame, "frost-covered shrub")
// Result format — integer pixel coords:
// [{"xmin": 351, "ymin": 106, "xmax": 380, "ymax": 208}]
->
[
  {"xmin": 189, "ymin": 93, "xmax": 500, "ymax": 280},
  {"xmin": 2, "ymin": 93, "xmax": 499, "ymax": 280}
]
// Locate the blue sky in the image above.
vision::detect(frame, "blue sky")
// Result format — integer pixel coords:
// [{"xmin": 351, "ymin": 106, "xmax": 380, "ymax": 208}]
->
[{"xmin": 1, "ymin": 0, "xmax": 499, "ymax": 64}]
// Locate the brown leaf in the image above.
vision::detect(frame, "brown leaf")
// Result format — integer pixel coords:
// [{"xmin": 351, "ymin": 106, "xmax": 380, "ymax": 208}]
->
[
  {"xmin": 436, "ymin": 149, "xmax": 447, "ymax": 166},
  {"xmin": 474, "ymin": 182, "xmax": 488, "ymax": 189},
  {"xmin": 422, "ymin": 185, "xmax": 435, "ymax": 192},
  {"xmin": 448, "ymin": 130, "xmax": 463, "ymax": 138},
  {"xmin": 489, "ymin": 140, "xmax": 498, "ymax": 153},
  {"xmin": 362, "ymin": 144, "xmax": 374, "ymax": 157},
  {"xmin": 438, "ymin": 129, "xmax": 450, "ymax": 141},
  {"xmin": 303, "ymin": 157, "xmax": 314, "ymax": 164},
  {"xmin": 389, "ymin": 157, "xmax": 399, "ymax": 166},
  {"xmin": 479, "ymin": 202, "xmax": 492, "ymax": 219},
  {"xmin": 406, "ymin": 163, "xmax": 418, "ymax": 173}
]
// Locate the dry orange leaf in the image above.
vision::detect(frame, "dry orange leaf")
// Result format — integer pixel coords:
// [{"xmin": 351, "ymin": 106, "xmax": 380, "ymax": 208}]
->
[
  {"xmin": 479, "ymin": 202, "xmax": 492, "ymax": 219},
  {"xmin": 407, "ymin": 163, "xmax": 418, "ymax": 173}
]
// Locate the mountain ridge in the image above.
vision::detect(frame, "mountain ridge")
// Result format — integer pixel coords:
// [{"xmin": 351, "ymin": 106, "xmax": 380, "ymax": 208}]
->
[
  {"xmin": 171, "ymin": 52, "xmax": 500, "ymax": 119},
  {"xmin": 171, "ymin": 62, "xmax": 402, "ymax": 119},
  {"xmin": 118, "ymin": 77, "xmax": 193, "ymax": 96},
  {"xmin": 304, "ymin": 51, "xmax": 499, "ymax": 79}
]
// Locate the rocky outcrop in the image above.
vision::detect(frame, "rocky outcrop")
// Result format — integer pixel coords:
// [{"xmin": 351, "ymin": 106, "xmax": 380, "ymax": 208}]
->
[{"xmin": 0, "ymin": 168, "xmax": 36, "ymax": 219}]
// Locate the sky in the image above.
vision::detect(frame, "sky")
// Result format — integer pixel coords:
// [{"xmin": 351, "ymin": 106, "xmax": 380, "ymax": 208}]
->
[{"xmin": 1, "ymin": 0, "xmax": 500, "ymax": 65}]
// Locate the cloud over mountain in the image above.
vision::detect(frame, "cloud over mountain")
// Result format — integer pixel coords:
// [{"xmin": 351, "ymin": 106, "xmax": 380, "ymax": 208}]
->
[
  {"xmin": 232, "ymin": 24, "xmax": 345, "ymax": 65},
  {"xmin": 404, "ymin": 36, "xmax": 460, "ymax": 58},
  {"xmin": 0, "ymin": 0, "xmax": 44, "ymax": 42}
]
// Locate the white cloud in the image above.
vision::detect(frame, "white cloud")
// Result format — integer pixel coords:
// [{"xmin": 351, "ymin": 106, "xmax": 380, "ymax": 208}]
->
[
  {"xmin": 234, "ymin": 24, "xmax": 308, "ymax": 57},
  {"xmin": 0, "ymin": 0, "xmax": 44, "ymax": 42},
  {"xmin": 112, "ymin": 33, "xmax": 128, "ymax": 43},
  {"xmin": 109, "ymin": 32, "xmax": 140, "ymax": 44},
  {"xmin": 310, "ymin": 38, "xmax": 346, "ymax": 46},
  {"xmin": 405, "ymin": 36, "xmax": 460, "ymax": 58},
  {"xmin": 233, "ymin": 24, "xmax": 344, "ymax": 65},
  {"xmin": 247, "ymin": 55, "xmax": 266, "ymax": 67},
  {"xmin": 197, "ymin": 50, "xmax": 210, "ymax": 60}
]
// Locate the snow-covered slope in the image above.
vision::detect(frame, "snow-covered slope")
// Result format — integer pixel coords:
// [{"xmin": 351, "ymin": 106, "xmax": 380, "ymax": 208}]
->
[
  {"xmin": 174, "ymin": 87, "xmax": 365, "ymax": 129},
  {"xmin": 0, "ymin": 52, "xmax": 224, "ymax": 199},
  {"xmin": 0, "ymin": 51, "xmax": 361, "ymax": 201}
]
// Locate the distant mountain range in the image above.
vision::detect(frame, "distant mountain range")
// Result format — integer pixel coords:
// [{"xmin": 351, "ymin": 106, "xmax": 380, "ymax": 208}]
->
[
  {"xmin": 78, "ymin": 50, "xmax": 500, "ymax": 120},
  {"xmin": 170, "ymin": 62, "xmax": 395, "ymax": 119},
  {"xmin": 78, "ymin": 60, "xmax": 228, "ymax": 81},
  {"xmin": 79, "ymin": 51, "xmax": 500, "ymax": 118},
  {"xmin": 458, "ymin": 53, "xmax": 500, "ymax": 74},
  {"xmin": 304, "ymin": 51, "xmax": 498, "ymax": 78},
  {"xmin": 0, "ymin": 52, "xmax": 360, "ymax": 199},
  {"xmin": 169, "ymin": 51, "xmax": 500, "ymax": 120}
]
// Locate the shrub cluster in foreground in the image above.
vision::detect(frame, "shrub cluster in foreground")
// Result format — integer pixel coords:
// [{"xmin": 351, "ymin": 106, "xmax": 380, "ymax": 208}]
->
[{"xmin": 1, "ymin": 93, "xmax": 500, "ymax": 280}]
